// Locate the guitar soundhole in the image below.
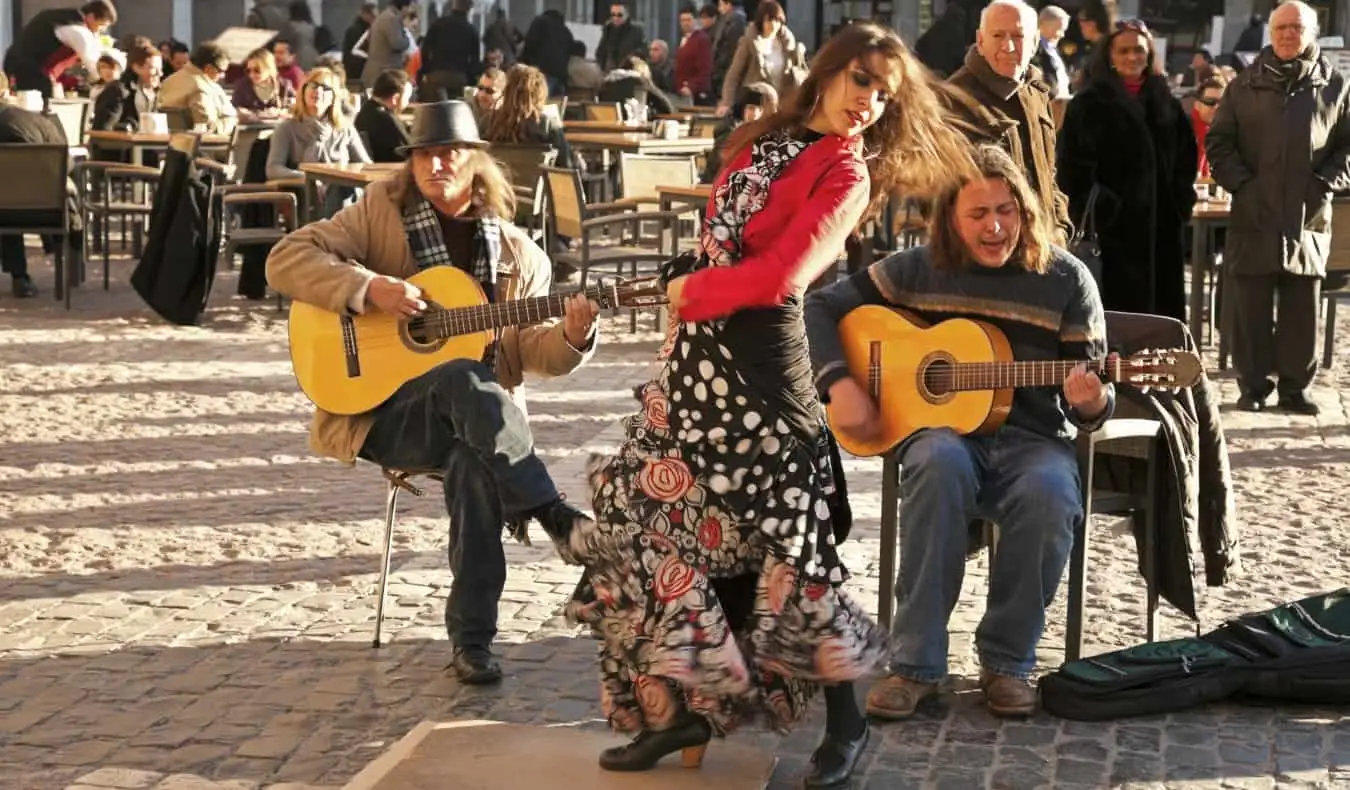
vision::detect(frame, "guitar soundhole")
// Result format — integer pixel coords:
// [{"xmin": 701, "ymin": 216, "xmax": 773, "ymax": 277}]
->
[
  {"xmin": 918, "ymin": 355, "xmax": 957, "ymax": 404},
  {"xmin": 400, "ymin": 301, "xmax": 448, "ymax": 352}
]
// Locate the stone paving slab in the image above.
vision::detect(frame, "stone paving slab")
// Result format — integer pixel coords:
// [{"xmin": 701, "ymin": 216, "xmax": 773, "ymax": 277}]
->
[{"xmin": 0, "ymin": 252, "xmax": 1348, "ymax": 790}]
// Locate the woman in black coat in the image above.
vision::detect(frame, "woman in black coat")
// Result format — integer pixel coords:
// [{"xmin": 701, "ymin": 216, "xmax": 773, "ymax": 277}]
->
[{"xmin": 1057, "ymin": 20, "xmax": 1198, "ymax": 321}]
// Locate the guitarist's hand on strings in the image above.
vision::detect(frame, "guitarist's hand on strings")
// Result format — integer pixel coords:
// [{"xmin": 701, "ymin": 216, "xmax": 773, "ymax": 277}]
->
[
  {"xmin": 366, "ymin": 275, "xmax": 426, "ymax": 317},
  {"xmin": 1064, "ymin": 359, "xmax": 1112, "ymax": 421},
  {"xmin": 562, "ymin": 292, "xmax": 601, "ymax": 349},
  {"xmin": 827, "ymin": 377, "xmax": 881, "ymax": 442}
]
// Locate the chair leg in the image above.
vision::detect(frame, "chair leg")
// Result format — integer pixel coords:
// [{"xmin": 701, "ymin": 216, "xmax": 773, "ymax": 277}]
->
[
  {"xmin": 102, "ymin": 216, "xmax": 111, "ymax": 291},
  {"xmin": 877, "ymin": 452, "xmax": 902, "ymax": 632},
  {"xmin": 1323, "ymin": 297, "xmax": 1337, "ymax": 371},
  {"xmin": 1142, "ymin": 441, "xmax": 1161, "ymax": 644},
  {"xmin": 372, "ymin": 482, "xmax": 401, "ymax": 649},
  {"xmin": 1066, "ymin": 447, "xmax": 1095, "ymax": 662}
]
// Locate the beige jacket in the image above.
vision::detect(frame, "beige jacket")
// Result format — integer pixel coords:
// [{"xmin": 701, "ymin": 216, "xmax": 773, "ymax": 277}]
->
[
  {"xmin": 720, "ymin": 27, "xmax": 806, "ymax": 108},
  {"xmin": 157, "ymin": 64, "xmax": 237, "ymax": 133},
  {"xmin": 266, "ymin": 174, "xmax": 593, "ymax": 464}
]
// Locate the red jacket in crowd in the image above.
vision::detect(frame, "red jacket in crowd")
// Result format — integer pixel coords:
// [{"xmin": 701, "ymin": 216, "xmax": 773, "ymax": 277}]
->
[{"xmin": 674, "ymin": 28, "xmax": 712, "ymax": 97}]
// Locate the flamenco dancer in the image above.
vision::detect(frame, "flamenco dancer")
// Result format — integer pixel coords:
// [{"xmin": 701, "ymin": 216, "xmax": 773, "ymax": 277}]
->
[{"xmin": 548, "ymin": 21, "xmax": 975, "ymax": 790}]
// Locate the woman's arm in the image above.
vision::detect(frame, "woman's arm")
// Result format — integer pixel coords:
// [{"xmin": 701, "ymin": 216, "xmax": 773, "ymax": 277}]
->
[
  {"xmin": 677, "ymin": 157, "xmax": 869, "ymax": 322},
  {"xmin": 348, "ymin": 128, "xmax": 372, "ymax": 164},
  {"xmin": 265, "ymin": 122, "xmax": 304, "ymax": 180}
]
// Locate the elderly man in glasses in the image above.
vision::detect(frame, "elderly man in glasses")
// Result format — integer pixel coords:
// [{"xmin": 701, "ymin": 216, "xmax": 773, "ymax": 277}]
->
[{"xmin": 1206, "ymin": 0, "xmax": 1350, "ymax": 415}]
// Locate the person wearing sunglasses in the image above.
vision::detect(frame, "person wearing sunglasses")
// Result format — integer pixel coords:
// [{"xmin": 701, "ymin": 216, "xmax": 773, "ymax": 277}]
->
[
  {"xmin": 1057, "ymin": 16, "xmax": 1197, "ymax": 323},
  {"xmin": 1190, "ymin": 75, "xmax": 1226, "ymax": 178},
  {"xmin": 1205, "ymin": 0, "xmax": 1350, "ymax": 415},
  {"xmin": 595, "ymin": 2, "xmax": 648, "ymax": 73},
  {"xmin": 716, "ymin": 0, "xmax": 806, "ymax": 116},
  {"xmin": 471, "ymin": 66, "xmax": 506, "ymax": 120}
]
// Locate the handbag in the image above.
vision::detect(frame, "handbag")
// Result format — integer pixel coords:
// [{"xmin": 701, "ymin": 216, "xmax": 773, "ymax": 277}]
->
[{"xmin": 1070, "ymin": 185, "xmax": 1104, "ymax": 288}]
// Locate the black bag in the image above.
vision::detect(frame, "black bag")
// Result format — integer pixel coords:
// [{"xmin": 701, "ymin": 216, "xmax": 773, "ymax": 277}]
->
[
  {"xmin": 131, "ymin": 149, "xmax": 219, "ymax": 325},
  {"xmin": 1069, "ymin": 185, "xmax": 1104, "ymax": 288},
  {"xmin": 1040, "ymin": 588, "xmax": 1350, "ymax": 721}
]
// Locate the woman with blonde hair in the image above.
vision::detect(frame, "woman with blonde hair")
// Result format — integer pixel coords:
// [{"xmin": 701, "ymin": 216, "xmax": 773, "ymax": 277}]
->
[
  {"xmin": 267, "ymin": 66, "xmax": 372, "ymax": 217},
  {"xmin": 231, "ymin": 47, "xmax": 296, "ymax": 120},
  {"xmin": 549, "ymin": 20, "xmax": 974, "ymax": 789},
  {"xmin": 481, "ymin": 63, "xmax": 572, "ymax": 167}
]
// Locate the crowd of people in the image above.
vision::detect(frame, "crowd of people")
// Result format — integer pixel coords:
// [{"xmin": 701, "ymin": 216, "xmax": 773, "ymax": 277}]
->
[{"xmin": 3, "ymin": 1, "xmax": 1348, "ymax": 788}]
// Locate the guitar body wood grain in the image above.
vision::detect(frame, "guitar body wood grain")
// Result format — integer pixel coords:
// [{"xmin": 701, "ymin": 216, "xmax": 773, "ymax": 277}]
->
[
  {"xmin": 288, "ymin": 267, "xmax": 491, "ymax": 415},
  {"xmin": 826, "ymin": 306, "xmax": 1015, "ymax": 458}
]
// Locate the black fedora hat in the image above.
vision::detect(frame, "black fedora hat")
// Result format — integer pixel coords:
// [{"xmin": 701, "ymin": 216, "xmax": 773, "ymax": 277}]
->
[{"xmin": 398, "ymin": 100, "xmax": 489, "ymax": 155}]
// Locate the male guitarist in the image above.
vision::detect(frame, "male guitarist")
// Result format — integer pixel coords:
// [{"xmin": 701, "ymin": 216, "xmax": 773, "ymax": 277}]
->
[
  {"xmin": 804, "ymin": 145, "xmax": 1114, "ymax": 719},
  {"xmin": 267, "ymin": 101, "xmax": 600, "ymax": 685}
]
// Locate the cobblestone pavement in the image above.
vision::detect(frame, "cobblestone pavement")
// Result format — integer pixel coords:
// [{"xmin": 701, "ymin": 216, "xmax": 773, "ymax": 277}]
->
[{"xmin": 1, "ymin": 253, "xmax": 1348, "ymax": 790}]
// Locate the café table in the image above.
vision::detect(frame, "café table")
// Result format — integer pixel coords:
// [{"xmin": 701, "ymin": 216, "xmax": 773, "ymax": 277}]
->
[
  {"xmin": 656, "ymin": 183, "xmax": 713, "ymax": 213},
  {"xmin": 86, "ymin": 130, "xmax": 232, "ymax": 167},
  {"xmin": 1188, "ymin": 198, "xmax": 1232, "ymax": 353},
  {"xmin": 291, "ymin": 161, "xmax": 403, "ymax": 223}
]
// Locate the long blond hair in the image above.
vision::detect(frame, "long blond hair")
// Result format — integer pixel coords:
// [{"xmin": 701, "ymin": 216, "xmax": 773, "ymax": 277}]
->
[
  {"xmin": 725, "ymin": 21, "xmax": 974, "ymax": 218},
  {"xmin": 482, "ymin": 64, "xmax": 548, "ymax": 143},
  {"xmin": 293, "ymin": 66, "xmax": 347, "ymax": 128},
  {"xmin": 390, "ymin": 149, "xmax": 517, "ymax": 219}
]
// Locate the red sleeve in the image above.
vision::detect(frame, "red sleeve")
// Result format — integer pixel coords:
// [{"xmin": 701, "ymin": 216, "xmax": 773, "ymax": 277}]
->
[
  {"xmin": 678, "ymin": 155, "xmax": 869, "ymax": 322},
  {"xmin": 690, "ymin": 35, "xmax": 712, "ymax": 94}
]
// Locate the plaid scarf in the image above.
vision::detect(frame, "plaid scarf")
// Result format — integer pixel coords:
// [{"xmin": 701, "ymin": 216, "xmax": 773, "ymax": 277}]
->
[{"xmin": 402, "ymin": 193, "xmax": 504, "ymax": 368}]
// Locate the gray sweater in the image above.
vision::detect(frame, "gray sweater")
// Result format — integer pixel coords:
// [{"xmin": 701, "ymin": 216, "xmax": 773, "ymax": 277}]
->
[
  {"xmin": 265, "ymin": 117, "xmax": 371, "ymax": 181},
  {"xmin": 804, "ymin": 245, "xmax": 1114, "ymax": 442}
]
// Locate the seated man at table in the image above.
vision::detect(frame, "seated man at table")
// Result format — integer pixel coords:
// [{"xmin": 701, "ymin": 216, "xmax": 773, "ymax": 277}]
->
[
  {"xmin": 157, "ymin": 43, "xmax": 237, "ymax": 134},
  {"xmin": 266, "ymin": 100, "xmax": 600, "ymax": 684},
  {"xmin": 354, "ymin": 68, "xmax": 412, "ymax": 163},
  {"xmin": 0, "ymin": 71, "xmax": 85, "ymax": 298},
  {"xmin": 804, "ymin": 145, "xmax": 1114, "ymax": 718}
]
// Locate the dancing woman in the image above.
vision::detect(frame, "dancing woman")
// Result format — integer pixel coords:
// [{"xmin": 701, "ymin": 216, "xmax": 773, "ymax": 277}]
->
[{"xmin": 549, "ymin": 21, "xmax": 975, "ymax": 789}]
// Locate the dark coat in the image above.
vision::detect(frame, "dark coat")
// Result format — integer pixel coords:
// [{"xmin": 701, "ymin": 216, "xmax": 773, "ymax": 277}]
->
[
  {"xmin": 131, "ymin": 150, "xmax": 219, "ymax": 325},
  {"xmin": 420, "ymin": 10, "xmax": 481, "ymax": 84},
  {"xmin": 1205, "ymin": 47, "xmax": 1350, "ymax": 279},
  {"xmin": 353, "ymin": 100, "xmax": 410, "ymax": 163},
  {"xmin": 1057, "ymin": 73, "xmax": 1198, "ymax": 322},
  {"xmin": 520, "ymin": 11, "xmax": 573, "ymax": 85},
  {"xmin": 946, "ymin": 49, "xmax": 1070, "ymax": 239},
  {"xmin": 596, "ymin": 20, "xmax": 647, "ymax": 73},
  {"xmin": 1097, "ymin": 311, "xmax": 1241, "ymax": 619},
  {"xmin": 91, "ymin": 73, "xmax": 157, "ymax": 132}
]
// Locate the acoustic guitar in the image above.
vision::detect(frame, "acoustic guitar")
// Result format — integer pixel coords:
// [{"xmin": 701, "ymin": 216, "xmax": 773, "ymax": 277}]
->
[
  {"xmin": 287, "ymin": 266, "xmax": 666, "ymax": 415},
  {"xmin": 824, "ymin": 306, "xmax": 1204, "ymax": 457}
]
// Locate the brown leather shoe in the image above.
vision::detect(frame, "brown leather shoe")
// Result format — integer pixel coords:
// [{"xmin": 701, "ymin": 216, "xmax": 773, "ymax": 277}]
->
[
  {"xmin": 864, "ymin": 675, "xmax": 939, "ymax": 720},
  {"xmin": 980, "ymin": 670, "xmax": 1037, "ymax": 717}
]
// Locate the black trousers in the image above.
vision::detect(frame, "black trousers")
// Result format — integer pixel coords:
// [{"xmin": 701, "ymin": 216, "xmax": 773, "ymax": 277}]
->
[
  {"xmin": 359, "ymin": 359, "xmax": 560, "ymax": 648},
  {"xmin": 1228, "ymin": 272, "xmax": 1320, "ymax": 396}
]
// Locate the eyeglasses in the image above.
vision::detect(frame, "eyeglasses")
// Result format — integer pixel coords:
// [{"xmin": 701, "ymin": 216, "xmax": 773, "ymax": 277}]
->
[
  {"xmin": 611, "ymin": 11, "xmax": 624, "ymax": 18},
  {"xmin": 1196, "ymin": 96, "xmax": 1220, "ymax": 107},
  {"xmin": 476, "ymin": 84, "xmax": 496, "ymax": 94},
  {"xmin": 246, "ymin": 67, "xmax": 263, "ymax": 75},
  {"xmin": 308, "ymin": 83, "xmax": 335, "ymax": 94}
]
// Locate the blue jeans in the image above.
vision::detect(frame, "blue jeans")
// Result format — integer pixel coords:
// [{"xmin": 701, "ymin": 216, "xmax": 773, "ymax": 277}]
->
[
  {"xmin": 889, "ymin": 425, "xmax": 1081, "ymax": 681},
  {"xmin": 359, "ymin": 359, "xmax": 560, "ymax": 648}
]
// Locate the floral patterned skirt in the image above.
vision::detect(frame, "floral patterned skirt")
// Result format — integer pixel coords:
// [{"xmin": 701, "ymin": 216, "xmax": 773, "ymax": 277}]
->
[{"xmin": 562, "ymin": 323, "xmax": 888, "ymax": 736}]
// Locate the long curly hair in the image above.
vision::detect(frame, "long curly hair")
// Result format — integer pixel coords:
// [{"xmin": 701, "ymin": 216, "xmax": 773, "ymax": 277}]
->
[
  {"xmin": 928, "ymin": 145, "xmax": 1055, "ymax": 274},
  {"xmin": 482, "ymin": 63, "xmax": 549, "ymax": 143},
  {"xmin": 723, "ymin": 21, "xmax": 974, "ymax": 219}
]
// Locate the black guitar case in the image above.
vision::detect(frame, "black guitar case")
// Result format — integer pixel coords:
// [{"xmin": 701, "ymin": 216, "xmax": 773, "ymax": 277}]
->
[{"xmin": 1040, "ymin": 588, "xmax": 1350, "ymax": 721}]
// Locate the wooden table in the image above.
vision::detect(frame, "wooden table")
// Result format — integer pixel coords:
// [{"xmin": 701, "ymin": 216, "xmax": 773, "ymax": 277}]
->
[
  {"xmin": 87, "ymin": 130, "xmax": 232, "ymax": 166},
  {"xmin": 563, "ymin": 119, "xmax": 644, "ymax": 133},
  {"xmin": 657, "ymin": 183, "xmax": 713, "ymax": 213},
  {"xmin": 295, "ymin": 162, "xmax": 403, "ymax": 223},
  {"xmin": 1189, "ymin": 199, "xmax": 1231, "ymax": 351},
  {"xmin": 564, "ymin": 132, "xmax": 715, "ymax": 156}
]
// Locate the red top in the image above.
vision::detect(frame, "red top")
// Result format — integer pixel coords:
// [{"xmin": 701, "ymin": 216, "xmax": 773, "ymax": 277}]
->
[
  {"xmin": 674, "ymin": 29, "xmax": 712, "ymax": 96},
  {"xmin": 1191, "ymin": 108, "xmax": 1211, "ymax": 177},
  {"xmin": 678, "ymin": 134, "xmax": 870, "ymax": 322},
  {"xmin": 1122, "ymin": 75, "xmax": 1145, "ymax": 97}
]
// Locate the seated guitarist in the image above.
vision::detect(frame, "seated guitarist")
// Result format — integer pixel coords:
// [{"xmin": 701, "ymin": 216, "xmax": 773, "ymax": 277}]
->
[
  {"xmin": 266, "ymin": 100, "xmax": 600, "ymax": 685},
  {"xmin": 804, "ymin": 145, "xmax": 1114, "ymax": 718}
]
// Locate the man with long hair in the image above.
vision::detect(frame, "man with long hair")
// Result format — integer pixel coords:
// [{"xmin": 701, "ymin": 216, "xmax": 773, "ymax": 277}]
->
[
  {"xmin": 266, "ymin": 101, "xmax": 600, "ymax": 685},
  {"xmin": 806, "ymin": 145, "xmax": 1113, "ymax": 719}
]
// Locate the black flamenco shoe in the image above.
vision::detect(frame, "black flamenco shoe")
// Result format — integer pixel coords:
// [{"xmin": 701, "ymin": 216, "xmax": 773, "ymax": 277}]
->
[
  {"xmin": 803, "ymin": 723, "xmax": 870, "ymax": 789},
  {"xmin": 598, "ymin": 713, "xmax": 713, "ymax": 772}
]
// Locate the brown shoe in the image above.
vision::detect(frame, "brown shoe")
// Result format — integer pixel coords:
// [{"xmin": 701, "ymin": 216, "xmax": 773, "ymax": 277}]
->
[
  {"xmin": 864, "ymin": 675, "xmax": 939, "ymax": 720},
  {"xmin": 980, "ymin": 670, "xmax": 1037, "ymax": 717}
]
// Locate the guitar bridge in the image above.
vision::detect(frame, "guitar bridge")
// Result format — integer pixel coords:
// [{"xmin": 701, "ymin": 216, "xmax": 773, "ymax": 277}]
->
[{"xmin": 341, "ymin": 315, "xmax": 361, "ymax": 379}]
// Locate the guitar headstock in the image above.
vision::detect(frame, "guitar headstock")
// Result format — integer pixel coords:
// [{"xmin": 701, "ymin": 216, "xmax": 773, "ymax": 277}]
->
[
  {"xmin": 594, "ymin": 276, "xmax": 669, "ymax": 309},
  {"xmin": 1112, "ymin": 348, "xmax": 1204, "ymax": 391}
]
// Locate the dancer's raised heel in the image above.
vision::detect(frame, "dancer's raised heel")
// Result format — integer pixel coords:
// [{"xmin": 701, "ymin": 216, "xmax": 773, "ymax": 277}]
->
[
  {"xmin": 598, "ymin": 713, "xmax": 712, "ymax": 772},
  {"xmin": 680, "ymin": 743, "xmax": 708, "ymax": 768}
]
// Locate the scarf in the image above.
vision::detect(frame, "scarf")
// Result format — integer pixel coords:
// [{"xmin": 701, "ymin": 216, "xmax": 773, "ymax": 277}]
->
[
  {"xmin": 402, "ymin": 193, "xmax": 504, "ymax": 367},
  {"xmin": 964, "ymin": 45, "xmax": 1021, "ymax": 101},
  {"xmin": 1264, "ymin": 44, "xmax": 1319, "ymax": 91}
]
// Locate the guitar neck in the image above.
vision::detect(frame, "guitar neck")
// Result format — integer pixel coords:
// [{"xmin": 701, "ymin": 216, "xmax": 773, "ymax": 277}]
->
[
  {"xmin": 428, "ymin": 286, "xmax": 605, "ymax": 338},
  {"xmin": 944, "ymin": 359, "xmax": 1112, "ymax": 392}
]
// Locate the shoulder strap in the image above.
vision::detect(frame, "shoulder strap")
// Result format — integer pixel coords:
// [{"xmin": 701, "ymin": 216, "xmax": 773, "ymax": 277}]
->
[{"xmin": 1072, "ymin": 185, "xmax": 1100, "ymax": 243}]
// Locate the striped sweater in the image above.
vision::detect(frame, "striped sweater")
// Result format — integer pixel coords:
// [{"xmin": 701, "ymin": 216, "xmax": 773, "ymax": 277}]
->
[{"xmin": 804, "ymin": 245, "xmax": 1113, "ymax": 442}]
